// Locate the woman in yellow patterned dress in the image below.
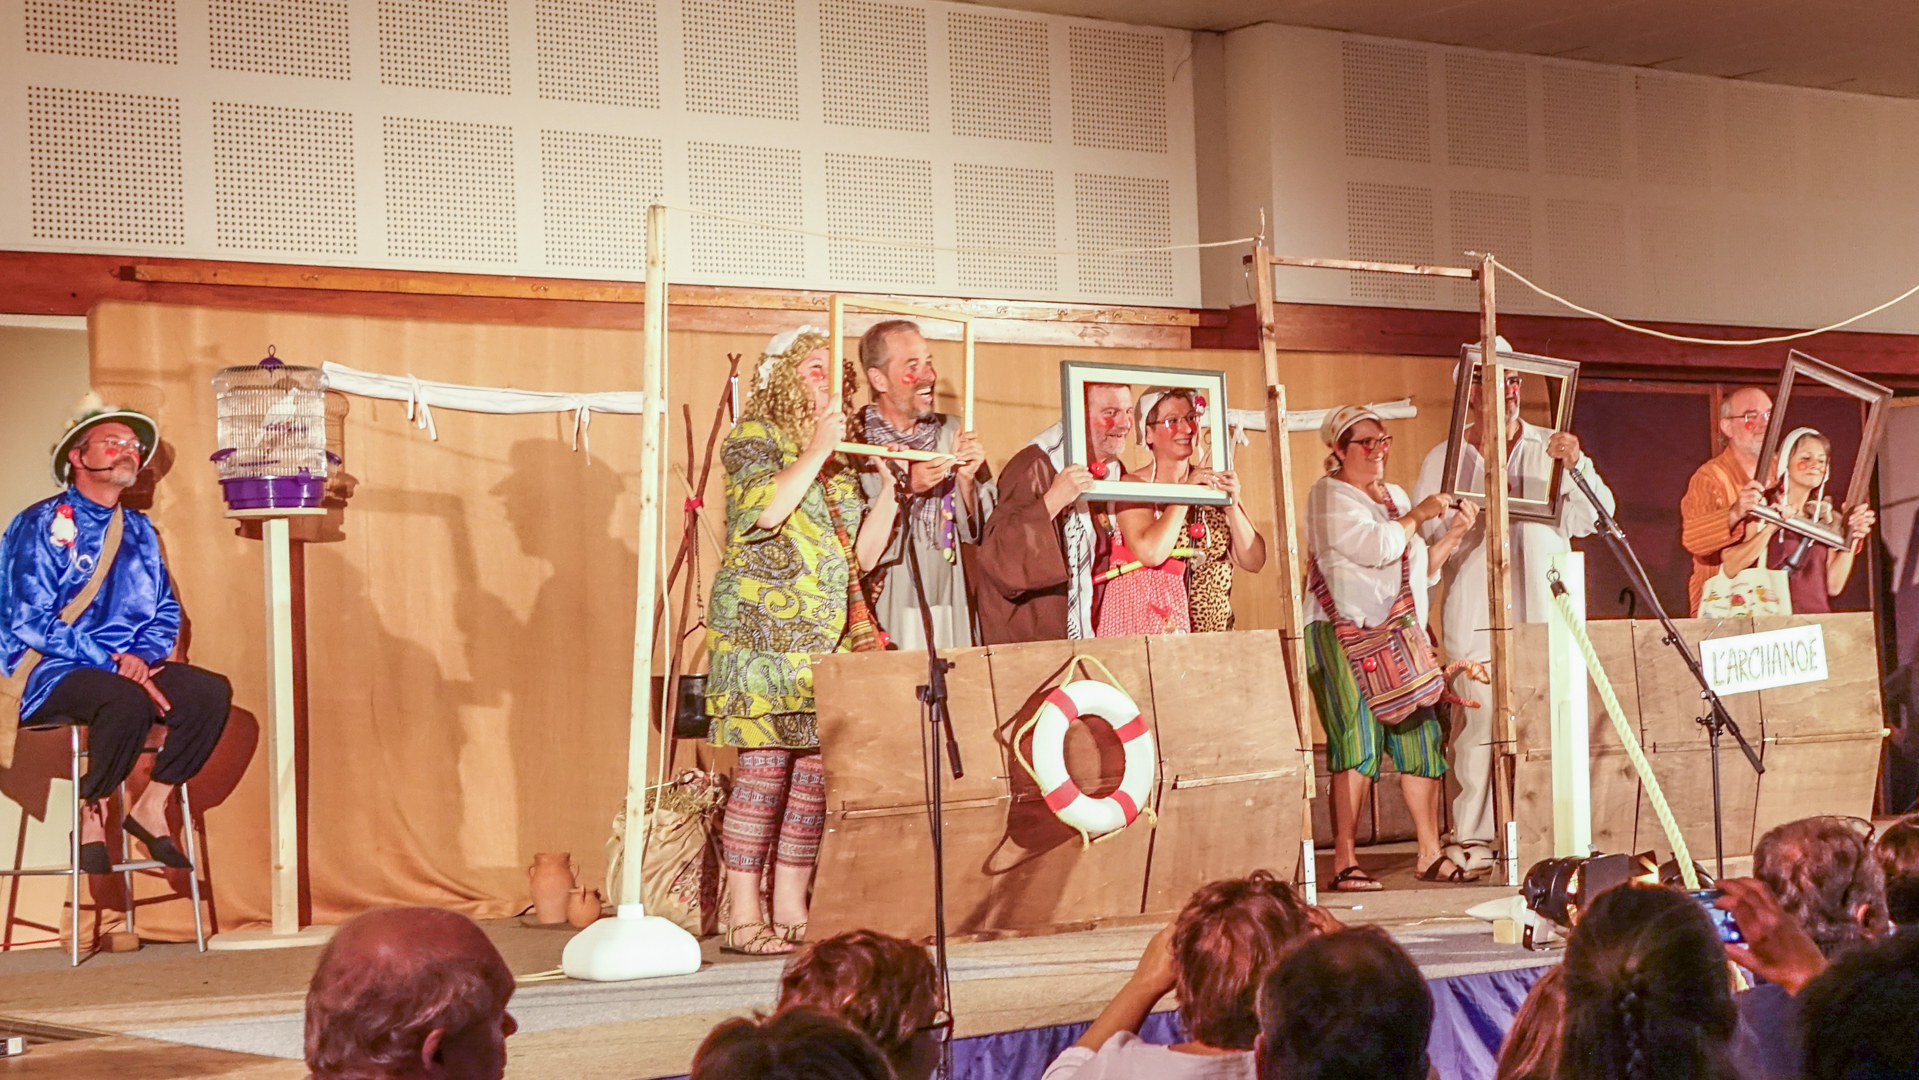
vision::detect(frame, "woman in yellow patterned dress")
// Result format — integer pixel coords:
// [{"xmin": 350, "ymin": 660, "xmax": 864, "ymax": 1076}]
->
[{"xmin": 706, "ymin": 326, "xmax": 899, "ymax": 955}]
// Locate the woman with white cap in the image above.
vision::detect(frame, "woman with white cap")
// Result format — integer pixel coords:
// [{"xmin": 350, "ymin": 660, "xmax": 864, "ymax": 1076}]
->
[
  {"xmin": 1101, "ymin": 387, "xmax": 1266, "ymax": 636},
  {"xmin": 704, "ymin": 326, "xmax": 901, "ymax": 954},
  {"xmin": 1305, "ymin": 405, "xmax": 1476, "ymax": 891},
  {"xmin": 1718, "ymin": 426, "xmax": 1874, "ymax": 613}
]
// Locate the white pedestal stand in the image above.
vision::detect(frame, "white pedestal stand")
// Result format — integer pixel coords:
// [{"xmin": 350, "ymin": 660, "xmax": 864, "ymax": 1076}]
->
[
  {"xmin": 1547, "ymin": 551, "xmax": 1592, "ymax": 857},
  {"xmin": 208, "ymin": 508, "xmax": 335, "ymax": 951}
]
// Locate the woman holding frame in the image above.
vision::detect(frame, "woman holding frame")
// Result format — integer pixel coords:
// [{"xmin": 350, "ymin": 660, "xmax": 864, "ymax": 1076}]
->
[{"xmin": 1719, "ymin": 426, "xmax": 1875, "ymax": 614}]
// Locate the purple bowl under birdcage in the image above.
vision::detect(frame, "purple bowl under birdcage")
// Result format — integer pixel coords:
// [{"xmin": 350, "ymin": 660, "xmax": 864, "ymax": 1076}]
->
[{"xmin": 210, "ymin": 349, "xmax": 331, "ymax": 511}]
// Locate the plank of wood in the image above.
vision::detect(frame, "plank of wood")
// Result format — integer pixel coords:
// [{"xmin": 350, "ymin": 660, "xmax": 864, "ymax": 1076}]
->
[
  {"xmin": 1262, "ymin": 253, "xmax": 1477, "ymax": 279},
  {"xmin": 813, "ymin": 646, "xmax": 1004, "ymax": 811},
  {"xmin": 1144, "ymin": 631, "xmax": 1295, "ymax": 775},
  {"xmin": 836, "ymin": 442, "xmax": 955, "ymax": 463},
  {"xmin": 1511, "ymin": 622, "xmax": 1643, "ymax": 869},
  {"xmin": 1630, "ymin": 618, "xmax": 1764, "ymax": 863},
  {"xmin": 1751, "ymin": 612, "xmax": 1884, "ymax": 835}
]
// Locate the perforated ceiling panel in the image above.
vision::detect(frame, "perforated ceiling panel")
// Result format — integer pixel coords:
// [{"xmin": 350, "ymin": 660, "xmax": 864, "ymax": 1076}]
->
[
  {"xmin": 0, "ymin": 0, "xmax": 1200, "ymax": 306},
  {"xmin": 536, "ymin": 0, "xmax": 658, "ymax": 110},
  {"xmin": 383, "ymin": 116, "xmax": 516, "ymax": 263},
  {"xmin": 1635, "ymin": 74, "xmax": 1709, "ymax": 187},
  {"xmin": 1346, "ymin": 181, "xmax": 1435, "ymax": 305},
  {"xmin": 379, "ymin": 0, "xmax": 509, "ymax": 94},
  {"xmin": 1544, "ymin": 198, "xmax": 1629, "ymax": 312},
  {"xmin": 541, "ymin": 131, "xmax": 662, "ymax": 272},
  {"xmin": 825, "ymin": 152, "xmax": 933, "ymax": 287},
  {"xmin": 683, "ymin": 0, "xmax": 800, "ymax": 121},
  {"xmin": 821, "ymin": 0, "xmax": 927, "ymax": 132},
  {"xmin": 1445, "ymin": 52, "xmax": 1525, "ymax": 171},
  {"xmin": 954, "ymin": 163, "xmax": 1057, "ymax": 294},
  {"xmin": 210, "ymin": 0, "xmax": 349, "ymax": 79},
  {"xmin": 948, "ymin": 11, "xmax": 1052, "ymax": 144},
  {"xmin": 1638, "ymin": 204, "xmax": 1715, "ymax": 319},
  {"xmin": 1809, "ymin": 97, "xmax": 1878, "ymax": 202},
  {"xmin": 1342, "ymin": 39, "xmax": 1429, "ymax": 163},
  {"xmin": 687, "ymin": 142, "xmax": 804, "ymax": 280},
  {"xmin": 213, "ymin": 102, "xmax": 356, "ymax": 255},
  {"xmin": 1069, "ymin": 24, "xmax": 1165, "ymax": 154},
  {"xmin": 28, "ymin": 86, "xmax": 184, "ymax": 244},
  {"xmin": 1076, "ymin": 173, "xmax": 1171, "ymax": 299},
  {"xmin": 1542, "ymin": 63, "xmax": 1621, "ymax": 180},
  {"xmin": 1724, "ymin": 85, "xmax": 1797, "ymax": 195},
  {"xmin": 26, "ymin": 0, "xmax": 177, "ymax": 65},
  {"xmin": 1447, "ymin": 190, "xmax": 1534, "ymax": 310}
]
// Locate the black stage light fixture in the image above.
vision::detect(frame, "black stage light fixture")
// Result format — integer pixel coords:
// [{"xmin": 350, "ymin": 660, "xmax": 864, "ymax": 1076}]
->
[{"xmin": 1518, "ymin": 851, "xmax": 1658, "ymax": 949}]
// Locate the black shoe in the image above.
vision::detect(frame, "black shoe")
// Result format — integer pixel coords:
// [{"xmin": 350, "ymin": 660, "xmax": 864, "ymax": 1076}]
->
[
  {"xmin": 79, "ymin": 841, "xmax": 112, "ymax": 875},
  {"xmin": 122, "ymin": 818, "xmax": 193, "ymax": 869}
]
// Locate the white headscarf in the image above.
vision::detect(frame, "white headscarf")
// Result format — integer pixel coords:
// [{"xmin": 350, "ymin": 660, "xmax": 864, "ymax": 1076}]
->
[{"xmin": 1771, "ymin": 426, "xmax": 1830, "ymax": 520}]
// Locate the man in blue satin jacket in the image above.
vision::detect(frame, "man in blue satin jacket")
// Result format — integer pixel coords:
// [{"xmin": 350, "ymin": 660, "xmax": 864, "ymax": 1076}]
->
[{"xmin": 1, "ymin": 401, "xmax": 229, "ymax": 875}]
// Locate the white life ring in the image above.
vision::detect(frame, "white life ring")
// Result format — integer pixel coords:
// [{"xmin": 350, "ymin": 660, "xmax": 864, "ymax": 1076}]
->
[{"xmin": 1029, "ymin": 679, "xmax": 1157, "ymax": 837}]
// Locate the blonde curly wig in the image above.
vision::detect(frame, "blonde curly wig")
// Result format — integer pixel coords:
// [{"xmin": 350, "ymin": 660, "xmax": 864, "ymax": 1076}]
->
[{"xmin": 742, "ymin": 328, "xmax": 834, "ymax": 443}]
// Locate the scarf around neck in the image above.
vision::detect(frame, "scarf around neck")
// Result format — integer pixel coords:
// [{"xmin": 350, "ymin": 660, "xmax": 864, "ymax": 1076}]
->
[
  {"xmin": 1031, "ymin": 423, "xmax": 1094, "ymax": 639},
  {"xmin": 861, "ymin": 405, "xmax": 956, "ymax": 562}
]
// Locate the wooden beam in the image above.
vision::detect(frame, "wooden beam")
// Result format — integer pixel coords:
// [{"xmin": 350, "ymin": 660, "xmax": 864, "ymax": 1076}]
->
[
  {"xmin": 1250, "ymin": 240, "xmax": 1317, "ymax": 825},
  {"xmin": 1256, "ymin": 253, "xmax": 1477, "ymax": 279},
  {"xmin": 1479, "ymin": 254, "xmax": 1518, "ymax": 882}
]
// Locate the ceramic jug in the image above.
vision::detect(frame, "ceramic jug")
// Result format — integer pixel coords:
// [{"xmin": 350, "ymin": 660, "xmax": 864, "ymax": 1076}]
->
[{"xmin": 529, "ymin": 852, "xmax": 576, "ymax": 924}]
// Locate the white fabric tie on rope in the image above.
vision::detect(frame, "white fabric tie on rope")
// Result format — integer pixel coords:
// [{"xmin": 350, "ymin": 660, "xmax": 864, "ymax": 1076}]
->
[
  {"xmin": 1224, "ymin": 399, "xmax": 1417, "ymax": 444},
  {"xmin": 322, "ymin": 361, "xmax": 644, "ymax": 459}
]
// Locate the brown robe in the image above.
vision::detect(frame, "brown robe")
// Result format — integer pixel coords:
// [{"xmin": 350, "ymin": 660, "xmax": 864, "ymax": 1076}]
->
[
  {"xmin": 1680, "ymin": 447, "xmax": 1753, "ymax": 616},
  {"xmin": 973, "ymin": 444, "xmax": 1111, "ymax": 644}
]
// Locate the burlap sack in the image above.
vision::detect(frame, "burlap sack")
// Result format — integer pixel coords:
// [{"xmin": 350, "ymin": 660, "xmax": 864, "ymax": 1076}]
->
[{"xmin": 606, "ymin": 769, "xmax": 725, "ymax": 936}]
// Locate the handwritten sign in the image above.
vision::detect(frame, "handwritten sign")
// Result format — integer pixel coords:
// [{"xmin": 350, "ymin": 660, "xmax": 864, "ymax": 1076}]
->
[{"xmin": 1700, "ymin": 624, "xmax": 1828, "ymax": 696}]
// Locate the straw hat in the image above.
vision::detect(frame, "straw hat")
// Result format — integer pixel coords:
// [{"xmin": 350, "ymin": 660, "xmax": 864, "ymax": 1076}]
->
[{"xmin": 52, "ymin": 392, "xmax": 159, "ymax": 485}]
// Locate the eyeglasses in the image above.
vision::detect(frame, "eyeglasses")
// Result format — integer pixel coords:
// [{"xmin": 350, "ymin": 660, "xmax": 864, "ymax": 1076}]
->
[
  {"xmin": 916, "ymin": 1011, "xmax": 954, "ymax": 1043},
  {"xmin": 87, "ymin": 437, "xmax": 144, "ymax": 454},
  {"xmin": 1734, "ymin": 410, "xmax": 1771, "ymax": 427},
  {"xmin": 1149, "ymin": 416, "xmax": 1199, "ymax": 431},
  {"xmin": 1346, "ymin": 435, "xmax": 1393, "ymax": 452}
]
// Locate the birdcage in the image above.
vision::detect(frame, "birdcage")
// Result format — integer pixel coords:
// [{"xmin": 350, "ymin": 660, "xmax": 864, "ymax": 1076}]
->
[{"xmin": 210, "ymin": 347, "xmax": 331, "ymax": 511}]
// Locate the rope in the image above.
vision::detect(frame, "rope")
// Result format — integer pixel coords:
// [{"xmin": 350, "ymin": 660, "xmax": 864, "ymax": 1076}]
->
[
  {"xmin": 1008, "ymin": 654, "xmax": 1159, "ymax": 850},
  {"xmin": 1546, "ymin": 570, "xmax": 1699, "ymax": 891},
  {"xmin": 659, "ymin": 202, "xmax": 1255, "ymax": 258},
  {"xmin": 1482, "ymin": 254, "xmax": 1919, "ymax": 347}
]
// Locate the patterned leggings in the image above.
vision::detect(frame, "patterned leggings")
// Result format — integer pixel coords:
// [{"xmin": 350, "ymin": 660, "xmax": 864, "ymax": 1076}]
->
[{"xmin": 720, "ymin": 749, "xmax": 826, "ymax": 874}]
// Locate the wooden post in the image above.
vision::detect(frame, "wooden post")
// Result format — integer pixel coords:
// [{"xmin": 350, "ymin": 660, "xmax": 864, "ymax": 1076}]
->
[
  {"xmin": 1478, "ymin": 254, "xmax": 1518, "ymax": 879},
  {"xmin": 1250, "ymin": 243, "xmax": 1316, "ymax": 814},
  {"xmin": 620, "ymin": 203, "xmax": 670, "ymax": 908},
  {"xmin": 1547, "ymin": 551, "xmax": 1592, "ymax": 857},
  {"xmin": 262, "ymin": 515, "xmax": 298, "ymax": 935}
]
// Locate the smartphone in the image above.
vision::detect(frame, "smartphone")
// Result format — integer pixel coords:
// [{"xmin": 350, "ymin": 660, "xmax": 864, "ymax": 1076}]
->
[{"xmin": 1690, "ymin": 889, "xmax": 1744, "ymax": 944}]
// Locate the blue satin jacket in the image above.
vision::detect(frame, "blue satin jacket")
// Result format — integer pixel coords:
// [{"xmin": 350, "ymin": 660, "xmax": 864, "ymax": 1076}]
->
[{"xmin": 0, "ymin": 489, "xmax": 180, "ymax": 717}]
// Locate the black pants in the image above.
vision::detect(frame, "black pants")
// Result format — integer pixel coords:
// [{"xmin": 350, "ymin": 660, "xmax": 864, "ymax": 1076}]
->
[{"xmin": 27, "ymin": 664, "xmax": 231, "ymax": 800}]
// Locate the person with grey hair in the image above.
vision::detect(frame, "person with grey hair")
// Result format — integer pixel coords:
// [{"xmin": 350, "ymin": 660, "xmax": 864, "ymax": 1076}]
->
[
  {"xmin": 1753, "ymin": 815, "xmax": 1890, "ymax": 957},
  {"xmin": 854, "ymin": 319, "xmax": 988, "ymax": 650},
  {"xmin": 304, "ymin": 907, "xmax": 518, "ymax": 1080},
  {"xmin": 1681, "ymin": 386, "xmax": 1774, "ymax": 615}
]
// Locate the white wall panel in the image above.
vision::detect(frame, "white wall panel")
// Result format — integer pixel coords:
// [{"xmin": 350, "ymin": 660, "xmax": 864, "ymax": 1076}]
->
[
  {"xmin": 1228, "ymin": 23, "xmax": 1919, "ymax": 333},
  {"xmin": 0, "ymin": 0, "xmax": 1200, "ymax": 306}
]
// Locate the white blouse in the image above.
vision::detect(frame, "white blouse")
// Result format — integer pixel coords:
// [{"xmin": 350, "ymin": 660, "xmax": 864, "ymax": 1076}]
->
[{"xmin": 1303, "ymin": 475, "xmax": 1435, "ymax": 630}]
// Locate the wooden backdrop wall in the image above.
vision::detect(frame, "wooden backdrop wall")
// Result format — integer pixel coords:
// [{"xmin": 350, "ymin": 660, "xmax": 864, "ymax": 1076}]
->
[{"xmin": 4, "ymin": 299, "xmax": 1457, "ymax": 939}]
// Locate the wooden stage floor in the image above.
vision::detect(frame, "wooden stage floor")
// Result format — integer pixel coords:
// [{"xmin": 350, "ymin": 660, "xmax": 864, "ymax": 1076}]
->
[{"xmin": 0, "ymin": 844, "xmax": 1553, "ymax": 1080}]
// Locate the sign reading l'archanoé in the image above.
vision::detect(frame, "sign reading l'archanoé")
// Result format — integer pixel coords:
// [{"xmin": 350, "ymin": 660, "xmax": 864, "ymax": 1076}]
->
[{"xmin": 1699, "ymin": 623, "xmax": 1829, "ymax": 697}]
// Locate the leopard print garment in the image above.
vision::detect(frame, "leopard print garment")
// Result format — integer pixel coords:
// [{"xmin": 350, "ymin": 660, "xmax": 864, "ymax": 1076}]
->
[{"xmin": 1186, "ymin": 504, "xmax": 1235, "ymax": 633}]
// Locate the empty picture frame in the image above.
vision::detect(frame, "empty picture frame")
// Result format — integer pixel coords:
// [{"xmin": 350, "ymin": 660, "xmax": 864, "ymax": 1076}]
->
[
  {"xmin": 1060, "ymin": 360, "xmax": 1232, "ymax": 506},
  {"xmin": 1750, "ymin": 349, "xmax": 1892, "ymax": 550},
  {"xmin": 1439, "ymin": 345, "xmax": 1581, "ymax": 523}
]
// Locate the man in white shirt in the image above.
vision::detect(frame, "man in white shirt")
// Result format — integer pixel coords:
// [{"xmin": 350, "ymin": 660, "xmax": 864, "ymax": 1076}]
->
[{"xmin": 1412, "ymin": 353, "xmax": 1615, "ymax": 877}]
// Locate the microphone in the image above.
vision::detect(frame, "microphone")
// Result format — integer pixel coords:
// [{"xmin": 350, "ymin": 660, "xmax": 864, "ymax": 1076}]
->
[{"xmin": 1783, "ymin": 534, "xmax": 1816, "ymax": 572}]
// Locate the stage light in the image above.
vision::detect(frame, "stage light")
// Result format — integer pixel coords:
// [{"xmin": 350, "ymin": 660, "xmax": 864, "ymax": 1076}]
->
[{"xmin": 1518, "ymin": 851, "xmax": 1659, "ymax": 948}]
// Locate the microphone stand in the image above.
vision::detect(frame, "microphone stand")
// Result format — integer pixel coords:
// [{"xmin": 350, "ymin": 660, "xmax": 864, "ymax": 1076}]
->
[
  {"xmin": 888, "ymin": 462, "xmax": 963, "ymax": 1080},
  {"xmin": 1565, "ymin": 466, "xmax": 1763, "ymax": 879}
]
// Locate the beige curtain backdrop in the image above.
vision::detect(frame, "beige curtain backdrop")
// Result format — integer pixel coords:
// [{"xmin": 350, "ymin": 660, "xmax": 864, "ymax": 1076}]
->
[{"xmin": 1, "ymin": 299, "xmax": 1452, "ymax": 940}]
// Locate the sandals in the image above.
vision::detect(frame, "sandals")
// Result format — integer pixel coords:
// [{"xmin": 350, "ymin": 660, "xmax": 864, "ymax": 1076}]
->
[
  {"xmin": 774, "ymin": 920, "xmax": 808, "ymax": 945},
  {"xmin": 720, "ymin": 922, "xmax": 795, "ymax": 956},
  {"xmin": 1417, "ymin": 854, "xmax": 1478, "ymax": 884},
  {"xmin": 1330, "ymin": 865, "xmax": 1384, "ymax": 892}
]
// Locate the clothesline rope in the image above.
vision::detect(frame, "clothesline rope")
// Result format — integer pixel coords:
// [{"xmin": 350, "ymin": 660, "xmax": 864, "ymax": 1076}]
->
[
  {"xmin": 657, "ymin": 203, "xmax": 1254, "ymax": 258},
  {"xmin": 1480, "ymin": 254, "xmax": 1919, "ymax": 346},
  {"xmin": 321, "ymin": 361, "xmax": 645, "ymax": 459}
]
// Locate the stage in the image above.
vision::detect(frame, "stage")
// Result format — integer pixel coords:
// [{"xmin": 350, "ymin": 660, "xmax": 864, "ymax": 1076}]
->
[{"xmin": 0, "ymin": 845, "xmax": 1554, "ymax": 1080}]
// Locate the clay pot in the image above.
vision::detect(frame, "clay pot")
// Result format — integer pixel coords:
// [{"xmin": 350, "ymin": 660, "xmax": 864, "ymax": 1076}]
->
[
  {"xmin": 529, "ymin": 853, "xmax": 576, "ymax": 924},
  {"xmin": 567, "ymin": 887, "xmax": 604, "ymax": 928}
]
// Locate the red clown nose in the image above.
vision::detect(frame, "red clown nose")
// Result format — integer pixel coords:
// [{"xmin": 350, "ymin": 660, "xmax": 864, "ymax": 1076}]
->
[{"xmin": 1087, "ymin": 461, "xmax": 1109, "ymax": 479}]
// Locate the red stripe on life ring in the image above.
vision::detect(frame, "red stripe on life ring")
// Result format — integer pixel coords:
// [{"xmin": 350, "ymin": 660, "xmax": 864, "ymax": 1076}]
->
[
  {"xmin": 1112, "ymin": 788, "xmax": 1139, "ymax": 824},
  {"xmin": 1112, "ymin": 714, "xmax": 1148, "ymax": 743},
  {"xmin": 1044, "ymin": 779, "xmax": 1083, "ymax": 812},
  {"xmin": 1043, "ymin": 687, "xmax": 1079, "ymax": 723}
]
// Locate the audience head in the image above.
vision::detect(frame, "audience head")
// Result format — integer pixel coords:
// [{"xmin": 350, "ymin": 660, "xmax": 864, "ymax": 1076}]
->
[
  {"xmin": 1754, "ymin": 815, "xmax": 1889, "ymax": 956},
  {"xmin": 777, "ymin": 929, "xmax": 943, "ymax": 1080},
  {"xmin": 1556, "ymin": 883, "xmax": 1736, "ymax": 1080},
  {"xmin": 691, "ymin": 1008, "xmax": 896, "ymax": 1080},
  {"xmin": 305, "ymin": 907, "xmax": 516, "ymax": 1080},
  {"xmin": 1494, "ymin": 964, "xmax": 1566, "ymax": 1080},
  {"xmin": 859, "ymin": 320, "xmax": 936, "ymax": 422},
  {"xmin": 1719, "ymin": 386, "xmax": 1773, "ymax": 456},
  {"xmin": 1084, "ymin": 382, "xmax": 1135, "ymax": 463},
  {"xmin": 1798, "ymin": 928, "xmax": 1919, "ymax": 1080},
  {"xmin": 1874, "ymin": 815, "xmax": 1919, "ymax": 927},
  {"xmin": 1255, "ymin": 926, "xmax": 1431, "ymax": 1080},
  {"xmin": 1170, "ymin": 869, "xmax": 1317, "ymax": 1051}
]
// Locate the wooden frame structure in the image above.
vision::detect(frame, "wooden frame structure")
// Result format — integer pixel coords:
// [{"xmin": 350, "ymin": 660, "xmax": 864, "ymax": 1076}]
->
[
  {"xmin": 1752, "ymin": 349, "xmax": 1893, "ymax": 550},
  {"xmin": 829, "ymin": 294, "xmax": 975, "ymax": 462},
  {"xmin": 1059, "ymin": 359, "xmax": 1233, "ymax": 505},
  {"xmin": 1441, "ymin": 345, "xmax": 1582, "ymax": 523},
  {"xmin": 1245, "ymin": 245, "xmax": 1518, "ymax": 880}
]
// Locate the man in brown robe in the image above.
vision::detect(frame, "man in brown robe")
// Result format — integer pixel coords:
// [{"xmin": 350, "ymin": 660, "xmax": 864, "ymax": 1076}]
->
[
  {"xmin": 975, "ymin": 384, "xmax": 1133, "ymax": 643},
  {"xmin": 1680, "ymin": 385, "xmax": 1771, "ymax": 615}
]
